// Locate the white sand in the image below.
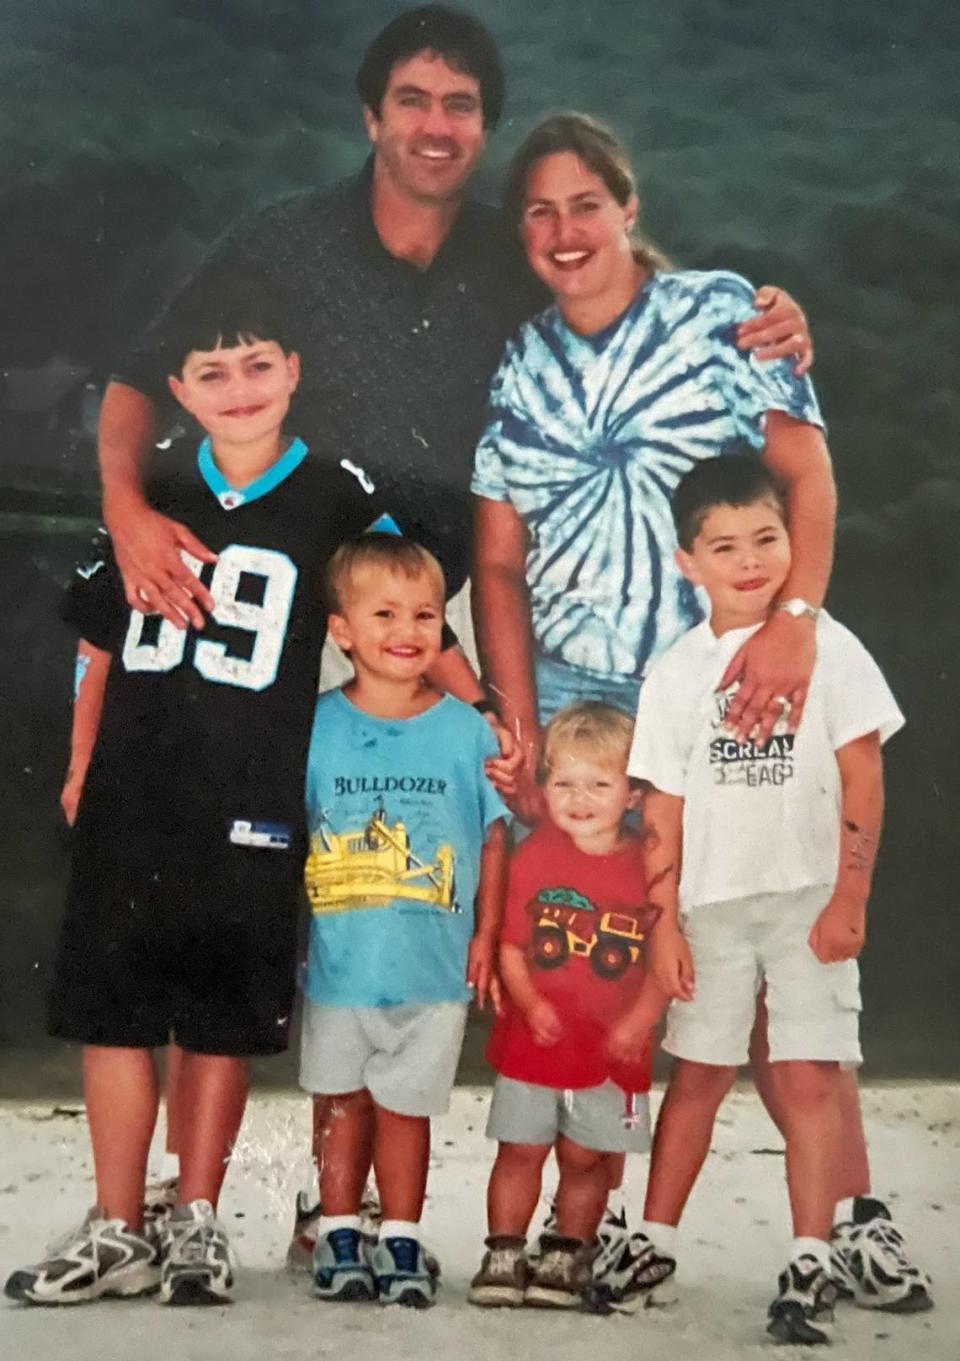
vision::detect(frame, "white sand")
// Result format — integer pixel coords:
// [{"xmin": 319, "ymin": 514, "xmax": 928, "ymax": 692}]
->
[{"xmin": 1, "ymin": 1084, "xmax": 956, "ymax": 1360}]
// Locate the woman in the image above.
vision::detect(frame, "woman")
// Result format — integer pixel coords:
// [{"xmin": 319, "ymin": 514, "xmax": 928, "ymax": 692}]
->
[
  {"xmin": 471, "ymin": 113, "xmax": 834, "ymax": 824},
  {"xmin": 471, "ymin": 112, "xmax": 929, "ymax": 1321}
]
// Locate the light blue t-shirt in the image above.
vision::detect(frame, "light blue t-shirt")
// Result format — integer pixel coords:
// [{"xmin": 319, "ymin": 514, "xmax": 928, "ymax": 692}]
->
[
  {"xmin": 472, "ymin": 269, "xmax": 823, "ymax": 683},
  {"xmin": 303, "ymin": 690, "xmax": 508, "ymax": 1007}
]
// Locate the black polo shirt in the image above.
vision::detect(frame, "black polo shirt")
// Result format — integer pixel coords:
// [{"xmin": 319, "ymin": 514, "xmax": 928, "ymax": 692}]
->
[{"xmin": 120, "ymin": 163, "xmax": 546, "ymax": 596}]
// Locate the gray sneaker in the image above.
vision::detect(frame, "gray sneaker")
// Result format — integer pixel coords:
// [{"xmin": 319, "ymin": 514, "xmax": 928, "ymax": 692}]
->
[
  {"xmin": 4, "ymin": 1210, "xmax": 160, "ymax": 1306},
  {"xmin": 143, "ymin": 1176, "xmax": 179, "ymax": 1232},
  {"xmin": 313, "ymin": 1226, "xmax": 377, "ymax": 1303},
  {"xmin": 286, "ymin": 1184, "xmax": 382, "ymax": 1271},
  {"xmin": 371, "ymin": 1235, "xmax": 438, "ymax": 1309},
  {"xmin": 468, "ymin": 1235, "xmax": 530, "ymax": 1308},
  {"xmin": 159, "ymin": 1199, "xmax": 234, "ymax": 1306},
  {"xmin": 524, "ymin": 1233, "xmax": 593, "ymax": 1309}
]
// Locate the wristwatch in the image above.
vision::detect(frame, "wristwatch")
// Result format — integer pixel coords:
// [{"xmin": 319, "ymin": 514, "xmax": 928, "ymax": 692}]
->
[
  {"xmin": 778, "ymin": 597, "xmax": 820, "ymax": 622},
  {"xmin": 472, "ymin": 697, "xmax": 499, "ymax": 718}
]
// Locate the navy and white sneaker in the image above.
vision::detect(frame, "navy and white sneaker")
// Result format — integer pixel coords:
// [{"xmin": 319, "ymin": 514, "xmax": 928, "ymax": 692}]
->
[
  {"xmin": 159, "ymin": 1199, "xmax": 234, "ymax": 1306},
  {"xmin": 4, "ymin": 1210, "xmax": 160, "ymax": 1305},
  {"xmin": 585, "ymin": 1228, "xmax": 677, "ymax": 1314},
  {"xmin": 313, "ymin": 1226, "xmax": 377, "ymax": 1303},
  {"xmin": 286, "ymin": 1185, "xmax": 381, "ymax": 1271},
  {"xmin": 831, "ymin": 1197, "xmax": 933, "ymax": 1313},
  {"xmin": 767, "ymin": 1255, "xmax": 838, "ymax": 1346},
  {"xmin": 371, "ymin": 1236, "xmax": 438, "ymax": 1309}
]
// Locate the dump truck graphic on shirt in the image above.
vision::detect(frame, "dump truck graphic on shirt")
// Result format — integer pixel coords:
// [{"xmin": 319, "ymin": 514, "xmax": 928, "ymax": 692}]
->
[
  {"xmin": 525, "ymin": 886, "xmax": 657, "ymax": 981},
  {"xmin": 305, "ymin": 797, "xmax": 457, "ymax": 914}
]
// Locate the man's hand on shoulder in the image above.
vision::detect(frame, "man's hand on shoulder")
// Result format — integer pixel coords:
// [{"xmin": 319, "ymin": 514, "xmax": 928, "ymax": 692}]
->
[
  {"xmin": 105, "ymin": 494, "xmax": 217, "ymax": 629},
  {"xmin": 736, "ymin": 286, "xmax": 813, "ymax": 376}
]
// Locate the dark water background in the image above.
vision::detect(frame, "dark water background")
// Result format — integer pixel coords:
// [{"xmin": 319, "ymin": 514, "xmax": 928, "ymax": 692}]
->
[{"xmin": 1, "ymin": 0, "xmax": 958, "ymax": 1091}]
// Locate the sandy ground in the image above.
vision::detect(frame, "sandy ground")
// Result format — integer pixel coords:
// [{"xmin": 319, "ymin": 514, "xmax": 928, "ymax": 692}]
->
[{"xmin": 0, "ymin": 1083, "xmax": 956, "ymax": 1361}]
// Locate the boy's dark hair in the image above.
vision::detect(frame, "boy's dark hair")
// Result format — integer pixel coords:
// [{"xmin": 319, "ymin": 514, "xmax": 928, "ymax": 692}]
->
[
  {"xmin": 356, "ymin": 5, "xmax": 505, "ymax": 129},
  {"xmin": 672, "ymin": 457, "xmax": 787, "ymax": 551},
  {"xmin": 156, "ymin": 266, "xmax": 296, "ymax": 376},
  {"xmin": 325, "ymin": 532, "xmax": 446, "ymax": 613}
]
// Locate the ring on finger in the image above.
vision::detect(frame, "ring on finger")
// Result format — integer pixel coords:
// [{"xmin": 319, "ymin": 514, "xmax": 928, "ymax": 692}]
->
[
  {"xmin": 771, "ymin": 694, "xmax": 790, "ymax": 709},
  {"xmin": 136, "ymin": 587, "xmax": 152, "ymax": 604}
]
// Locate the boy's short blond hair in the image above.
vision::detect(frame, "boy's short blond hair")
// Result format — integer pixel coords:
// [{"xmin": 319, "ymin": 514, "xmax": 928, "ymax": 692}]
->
[
  {"xmin": 540, "ymin": 700, "xmax": 635, "ymax": 780},
  {"xmin": 325, "ymin": 532, "xmax": 445, "ymax": 613}
]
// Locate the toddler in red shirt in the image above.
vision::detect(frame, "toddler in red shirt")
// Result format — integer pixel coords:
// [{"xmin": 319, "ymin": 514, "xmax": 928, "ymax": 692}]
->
[{"xmin": 469, "ymin": 702, "xmax": 667, "ymax": 1311}]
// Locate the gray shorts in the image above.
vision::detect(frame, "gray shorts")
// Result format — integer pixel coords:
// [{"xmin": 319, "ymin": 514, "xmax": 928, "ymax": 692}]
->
[
  {"xmin": 486, "ymin": 1075, "xmax": 651, "ymax": 1154},
  {"xmin": 664, "ymin": 886, "xmax": 862, "ymax": 1067},
  {"xmin": 299, "ymin": 1000, "xmax": 469, "ymax": 1117}
]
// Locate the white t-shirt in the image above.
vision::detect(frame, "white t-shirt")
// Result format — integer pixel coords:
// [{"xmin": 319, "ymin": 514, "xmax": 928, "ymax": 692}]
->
[{"xmin": 627, "ymin": 611, "xmax": 904, "ymax": 911}]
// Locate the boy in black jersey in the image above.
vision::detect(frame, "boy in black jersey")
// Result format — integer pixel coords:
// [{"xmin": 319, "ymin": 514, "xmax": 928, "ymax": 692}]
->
[{"xmin": 4, "ymin": 276, "xmax": 474, "ymax": 1310}]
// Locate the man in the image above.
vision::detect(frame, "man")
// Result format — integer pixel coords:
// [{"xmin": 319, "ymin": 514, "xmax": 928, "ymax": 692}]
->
[{"xmin": 98, "ymin": 5, "xmax": 810, "ymax": 643}]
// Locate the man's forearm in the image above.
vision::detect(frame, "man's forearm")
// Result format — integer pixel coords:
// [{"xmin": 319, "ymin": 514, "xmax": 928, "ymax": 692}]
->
[
  {"xmin": 425, "ymin": 644, "xmax": 484, "ymax": 705},
  {"xmin": 98, "ymin": 382, "xmax": 159, "ymax": 514}
]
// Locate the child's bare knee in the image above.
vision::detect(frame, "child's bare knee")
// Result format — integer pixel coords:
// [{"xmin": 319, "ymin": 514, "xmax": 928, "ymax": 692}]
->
[
  {"xmin": 496, "ymin": 1140, "xmax": 551, "ymax": 1172},
  {"xmin": 555, "ymin": 1135, "xmax": 607, "ymax": 1177}
]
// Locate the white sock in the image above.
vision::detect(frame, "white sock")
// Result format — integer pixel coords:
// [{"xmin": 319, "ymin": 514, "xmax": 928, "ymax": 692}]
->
[
  {"xmin": 640, "ymin": 1220, "xmax": 678, "ymax": 1255},
  {"xmin": 316, "ymin": 1214, "xmax": 362, "ymax": 1235},
  {"xmin": 792, "ymin": 1236, "xmax": 831, "ymax": 1273},
  {"xmin": 380, "ymin": 1219, "xmax": 420, "ymax": 1242},
  {"xmin": 833, "ymin": 1196, "xmax": 855, "ymax": 1227}
]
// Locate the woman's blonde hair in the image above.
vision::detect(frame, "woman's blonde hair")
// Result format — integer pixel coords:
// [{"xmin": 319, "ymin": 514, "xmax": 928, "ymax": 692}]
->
[
  {"xmin": 504, "ymin": 112, "xmax": 671, "ymax": 275},
  {"xmin": 541, "ymin": 700, "xmax": 635, "ymax": 780}
]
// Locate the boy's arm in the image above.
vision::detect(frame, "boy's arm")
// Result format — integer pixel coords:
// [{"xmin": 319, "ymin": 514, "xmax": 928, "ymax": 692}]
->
[
  {"xmin": 641, "ymin": 787, "xmax": 695, "ymax": 1001},
  {"xmin": 499, "ymin": 942, "xmax": 563, "ymax": 1047},
  {"xmin": 809, "ymin": 731, "xmax": 884, "ymax": 963},
  {"xmin": 99, "ymin": 382, "xmax": 217, "ymax": 629},
  {"xmin": 721, "ymin": 410, "xmax": 837, "ymax": 743},
  {"xmin": 61, "ymin": 641, "xmax": 111, "ymax": 827},
  {"xmin": 466, "ymin": 818, "xmax": 508, "ymax": 1013}
]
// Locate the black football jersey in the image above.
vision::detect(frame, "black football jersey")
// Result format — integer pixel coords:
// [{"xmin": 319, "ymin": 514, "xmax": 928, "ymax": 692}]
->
[{"xmin": 63, "ymin": 437, "xmax": 385, "ymax": 850}]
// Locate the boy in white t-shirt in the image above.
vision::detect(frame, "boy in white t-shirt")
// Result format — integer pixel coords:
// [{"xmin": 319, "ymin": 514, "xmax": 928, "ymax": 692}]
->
[{"xmin": 622, "ymin": 458, "xmax": 905, "ymax": 1345}]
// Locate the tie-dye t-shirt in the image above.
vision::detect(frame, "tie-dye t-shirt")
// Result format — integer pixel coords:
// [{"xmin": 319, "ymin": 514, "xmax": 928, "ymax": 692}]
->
[{"xmin": 472, "ymin": 270, "xmax": 823, "ymax": 683}]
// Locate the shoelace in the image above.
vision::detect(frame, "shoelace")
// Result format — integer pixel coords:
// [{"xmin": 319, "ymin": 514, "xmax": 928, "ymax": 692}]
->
[
  {"xmin": 487, "ymin": 1247, "xmax": 522, "ymax": 1277},
  {"xmin": 384, "ymin": 1237, "xmax": 419, "ymax": 1274},
  {"xmin": 328, "ymin": 1227, "xmax": 362, "ymax": 1263},
  {"xmin": 538, "ymin": 1248, "xmax": 574, "ymax": 1283},
  {"xmin": 167, "ymin": 1217, "xmax": 223, "ymax": 1267},
  {"xmin": 862, "ymin": 1220, "xmax": 917, "ymax": 1274}
]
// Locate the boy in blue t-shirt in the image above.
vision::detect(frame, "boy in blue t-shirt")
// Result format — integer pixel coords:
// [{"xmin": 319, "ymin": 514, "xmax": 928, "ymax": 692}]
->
[{"xmin": 300, "ymin": 533, "xmax": 507, "ymax": 1309}]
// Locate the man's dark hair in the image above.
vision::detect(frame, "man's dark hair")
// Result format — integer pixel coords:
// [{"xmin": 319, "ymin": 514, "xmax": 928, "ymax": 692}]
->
[
  {"xmin": 155, "ymin": 266, "xmax": 296, "ymax": 375},
  {"xmin": 672, "ymin": 457, "xmax": 787, "ymax": 551},
  {"xmin": 356, "ymin": 5, "xmax": 505, "ymax": 129}
]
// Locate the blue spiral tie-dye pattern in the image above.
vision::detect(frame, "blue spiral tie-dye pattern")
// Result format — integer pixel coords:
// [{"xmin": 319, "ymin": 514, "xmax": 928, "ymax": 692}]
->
[{"xmin": 472, "ymin": 270, "xmax": 823, "ymax": 682}]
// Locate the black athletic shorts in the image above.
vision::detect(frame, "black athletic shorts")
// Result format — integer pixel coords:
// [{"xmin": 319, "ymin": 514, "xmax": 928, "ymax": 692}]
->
[{"xmin": 48, "ymin": 807, "xmax": 305, "ymax": 1058}]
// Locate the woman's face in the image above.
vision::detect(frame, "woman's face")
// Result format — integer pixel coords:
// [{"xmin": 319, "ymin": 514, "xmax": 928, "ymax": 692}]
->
[{"xmin": 520, "ymin": 151, "xmax": 639, "ymax": 320}]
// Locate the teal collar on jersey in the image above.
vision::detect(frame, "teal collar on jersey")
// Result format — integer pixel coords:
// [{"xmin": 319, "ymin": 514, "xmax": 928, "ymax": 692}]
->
[{"xmin": 197, "ymin": 435, "xmax": 309, "ymax": 510}]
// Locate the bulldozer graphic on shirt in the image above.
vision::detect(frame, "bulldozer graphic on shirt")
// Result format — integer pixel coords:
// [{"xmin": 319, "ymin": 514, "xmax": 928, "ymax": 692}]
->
[
  {"xmin": 526, "ymin": 887, "xmax": 656, "ymax": 980},
  {"xmin": 305, "ymin": 797, "xmax": 458, "ymax": 915}
]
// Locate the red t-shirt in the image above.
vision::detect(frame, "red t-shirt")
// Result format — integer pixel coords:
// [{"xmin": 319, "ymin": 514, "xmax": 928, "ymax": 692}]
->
[{"xmin": 487, "ymin": 821, "xmax": 658, "ymax": 1093}]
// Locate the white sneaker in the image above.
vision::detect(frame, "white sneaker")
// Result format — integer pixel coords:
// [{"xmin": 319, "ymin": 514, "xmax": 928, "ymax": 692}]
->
[
  {"xmin": 586, "ymin": 1228, "xmax": 677, "ymax": 1313},
  {"xmin": 4, "ymin": 1210, "xmax": 160, "ymax": 1306},
  {"xmin": 159, "ymin": 1199, "xmax": 234, "ymax": 1306},
  {"xmin": 831, "ymin": 1197, "xmax": 933, "ymax": 1312}
]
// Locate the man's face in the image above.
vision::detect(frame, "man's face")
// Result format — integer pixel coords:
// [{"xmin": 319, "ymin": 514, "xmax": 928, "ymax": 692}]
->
[{"xmin": 364, "ymin": 48, "xmax": 486, "ymax": 205}]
